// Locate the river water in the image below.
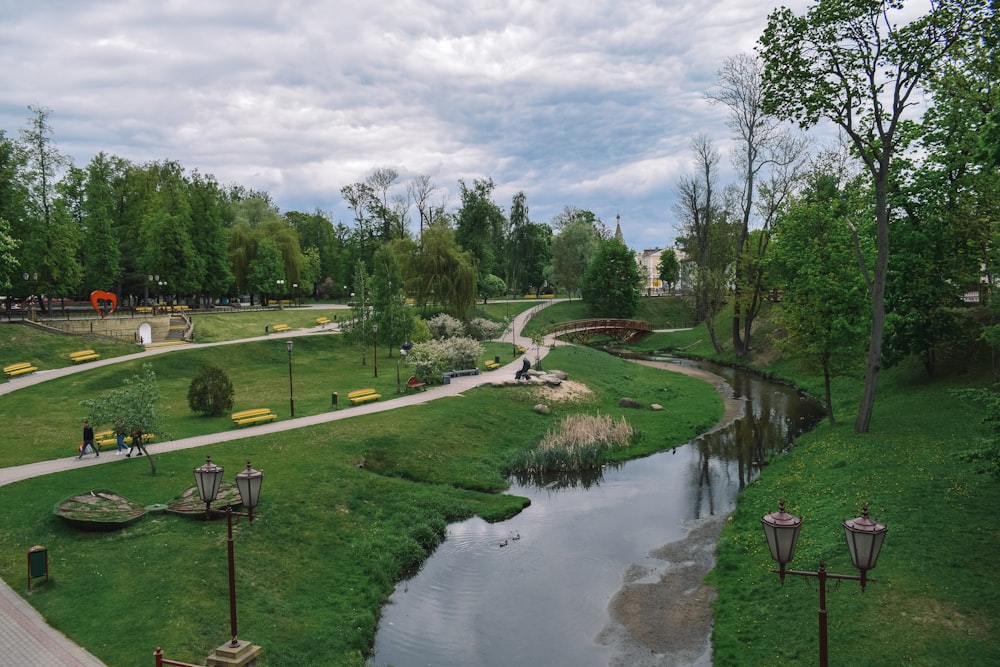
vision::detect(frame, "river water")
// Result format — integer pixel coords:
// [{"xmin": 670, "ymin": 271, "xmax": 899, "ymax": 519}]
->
[{"xmin": 368, "ymin": 359, "xmax": 824, "ymax": 667}]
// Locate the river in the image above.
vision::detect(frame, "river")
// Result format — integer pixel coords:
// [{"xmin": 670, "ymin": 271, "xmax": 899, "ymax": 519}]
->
[{"xmin": 368, "ymin": 358, "xmax": 824, "ymax": 667}]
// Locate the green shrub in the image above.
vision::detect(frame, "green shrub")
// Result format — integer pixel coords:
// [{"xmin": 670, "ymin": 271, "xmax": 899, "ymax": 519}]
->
[
  {"xmin": 466, "ymin": 317, "xmax": 501, "ymax": 340},
  {"xmin": 186, "ymin": 364, "xmax": 235, "ymax": 417},
  {"xmin": 426, "ymin": 313, "xmax": 464, "ymax": 339}
]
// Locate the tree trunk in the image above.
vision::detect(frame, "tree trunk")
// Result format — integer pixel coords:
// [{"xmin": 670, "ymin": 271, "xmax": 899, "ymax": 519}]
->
[{"xmin": 854, "ymin": 177, "xmax": 890, "ymax": 434}]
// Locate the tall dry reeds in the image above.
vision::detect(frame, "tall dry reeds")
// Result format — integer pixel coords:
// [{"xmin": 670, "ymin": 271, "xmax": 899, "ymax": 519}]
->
[{"xmin": 510, "ymin": 413, "xmax": 634, "ymax": 473}]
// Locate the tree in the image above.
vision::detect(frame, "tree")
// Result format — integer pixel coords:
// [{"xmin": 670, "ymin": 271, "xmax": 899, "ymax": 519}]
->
[
  {"xmin": 405, "ymin": 222, "xmax": 477, "ymax": 319},
  {"xmin": 80, "ymin": 363, "xmax": 163, "ymax": 474},
  {"xmin": 455, "ymin": 178, "xmax": 506, "ymax": 282},
  {"xmin": 246, "ymin": 237, "xmax": 285, "ymax": 305},
  {"xmin": 370, "ymin": 244, "xmax": 414, "ymax": 355},
  {"xmin": 187, "ymin": 364, "xmax": 235, "ymax": 417},
  {"xmin": 657, "ymin": 249, "xmax": 680, "ymax": 293},
  {"xmin": 550, "ymin": 211, "xmax": 603, "ymax": 298},
  {"xmin": 407, "ymin": 175, "xmax": 437, "ymax": 240},
  {"xmin": 768, "ymin": 160, "xmax": 872, "ymax": 424},
  {"xmin": 673, "ymin": 135, "xmax": 736, "ymax": 353},
  {"xmin": 707, "ymin": 52, "xmax": 807, "ymax": 357},
  {"xmin": 758, "ymin": 0, "xmax": 986, "ymax": 432},
  {"xmin": 18, "ymin": 105, "xmax": 80, "ymax": 311},
  {"xmin": 581, "ymin": 238, "xmax": 642, "ymax": 318}
]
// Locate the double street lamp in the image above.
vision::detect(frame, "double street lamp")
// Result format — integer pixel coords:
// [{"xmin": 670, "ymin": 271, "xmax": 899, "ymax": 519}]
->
[
  {"xmin": 192, "ymin": 457, "xmax": 264, "ymax": 651},
  {"xmin": 761, "ymin": 500, "xmax": 888, "ymax": 667}
]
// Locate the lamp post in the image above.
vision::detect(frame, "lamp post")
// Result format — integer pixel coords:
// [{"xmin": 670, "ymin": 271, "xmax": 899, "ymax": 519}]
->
[
  {"xmin": 292, "ymin": 282, "xmax": 298, "ymax": 306},
  {"xmin": 286, "ymin": 339, "xmax": 294, "ymax": 417},
  {"xmin": 760, "ymin": 500, "xmax": 887, "ymax": 667},
  {"xmin": 397, "ymin": 341, "xmax": 412, "ymax": 393},
  {"xmin": 276, "ymin": 279, "xmax": 285, "ymax": 309},
  {"xmin": 145, "ymin": 274, "xmax": 157, "ymax": 307},
  {"xmin": 22, "ymin": 272, "xmax": 38, "ymax": 320},
  {"xmin": 372, "ymin": 323, "xmax": 378, "ymax": 378},
  {"xmin": 192, "ymin": 457, "xmax": 264, "ymax": 653}
]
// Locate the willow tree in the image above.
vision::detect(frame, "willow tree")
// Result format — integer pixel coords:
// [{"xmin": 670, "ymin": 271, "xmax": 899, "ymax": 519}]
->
[{"xmin": 758, "ymin": 0, "xmax": 987, "ymax": 433}]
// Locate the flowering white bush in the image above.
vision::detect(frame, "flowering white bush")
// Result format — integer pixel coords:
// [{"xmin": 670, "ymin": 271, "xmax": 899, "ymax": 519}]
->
[
  {"xmin": 426, "ymin": 313, "xmax": 465, "ymax": 339},
  {"xmin": 466, "ymin": 317, "xmax": 501, "ymax": 341},
  {"xmin": 408, "ymin": 337, "xmax": 485, "ymax": 381}
]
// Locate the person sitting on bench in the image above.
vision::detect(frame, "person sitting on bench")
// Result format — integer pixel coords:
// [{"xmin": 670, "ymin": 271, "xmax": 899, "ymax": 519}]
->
[{"xmin": 515, "ymin": 357, "xmax": 531, "ymax": 381}]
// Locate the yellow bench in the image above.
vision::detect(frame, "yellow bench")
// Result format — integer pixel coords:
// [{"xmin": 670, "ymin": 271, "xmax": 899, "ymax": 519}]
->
[
  {"xmin": 316, "ymin": 317, "xmax": 331, "ymax": 326},
  {"xmin": 484, "ymin": 360, "xmax": 500, "ymax": 370},
  {"xmin": 231, "ymin": 408, "xmax": 278, "ymax": 427},
  {"xmin": 348, "ymin": 388, "xmax": 381, "ymax": 405},
  {"xmin": 135, "ymin": 306, "xmax": 154, "ymax": 314},
  {"xmin": 271, "ymin": 324, "xmax": 291, "ymax": 333},
  {"xmin": 517, "ymin": 345, "xmax": 526, "ymax": 354},
  {"xmin": 70, "ymin": 349, "xmax": 100, "ymax": 363},
  {"xmin": 94, "ymin": 430, "xmax": 154, "ymax": 451},
  {"xmin": 3, "ymin": 362, "xmax": 38, "ymax": 378}
]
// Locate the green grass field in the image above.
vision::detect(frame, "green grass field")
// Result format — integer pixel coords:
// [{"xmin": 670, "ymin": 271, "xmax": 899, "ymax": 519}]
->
[{"xmin": 0, "ymin": 305, "xmax": 723, "ymax": 667}]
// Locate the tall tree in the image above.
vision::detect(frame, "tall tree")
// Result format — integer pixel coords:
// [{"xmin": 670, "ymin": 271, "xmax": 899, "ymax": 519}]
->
[
  {"xmin": 370, "ymin": 243, "xmax": 414, "ymax": 356},
  {"xmin": 550, "ymin": 215, "xmax": 601, "ymax": 298},
  {"xmin": 768, "ymin": 159, "xmax": 872, "ymax": 424},
  {"xmin": 81, "ymin": 363, "xmax": 163, "ymax": 475},
  {"xmin": 454, "ymin": 178, "xmax": 506, "ymax": 285},
  {"xmin": 18, "ymin": 105, "xmax": 80, "ymax": 310},
  {"xmin": 707, "ymin": 52, "xmax": 807, "ymax": 357},
  {"xmin": 581, "ymin": 238, "xmax": 642, "ymax": 318},
  {"xmin": 673, "ymin": 135, "xmax": 736, "ymax": 353},
  {"xmin": 657, "ymin": 249, "xmax": 680, "ymax": 293},
  {"xmin": 758, "ymin": 0, "xmax": 987, "ymax": 432},
  {"xmin": 407, "ymin": 175, "xmax": 437, "ymax": 240}
]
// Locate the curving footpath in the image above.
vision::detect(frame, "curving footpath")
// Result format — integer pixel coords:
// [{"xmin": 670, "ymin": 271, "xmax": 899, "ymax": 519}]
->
[{"xmin": 0, "ymin": 303, "xmax": 556, "ymax": 666}]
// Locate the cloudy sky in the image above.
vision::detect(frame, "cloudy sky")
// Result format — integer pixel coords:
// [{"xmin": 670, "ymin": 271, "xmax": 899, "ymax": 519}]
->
[{"xmin": 0, "ymin": 0, "xmax": 812, "ymax": 251}]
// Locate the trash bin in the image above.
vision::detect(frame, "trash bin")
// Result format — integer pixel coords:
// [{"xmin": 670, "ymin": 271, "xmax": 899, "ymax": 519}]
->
[
  {"xmin": 494, "ymin": 355, "xmax": 501, "ymax": 364},
  {"xmin": 331, "ymin": 392, "xmax": 338, "ymax": 407},
  {"xmin": 28, "ymin": 545, "xmax": 48, "ymax": 591}
]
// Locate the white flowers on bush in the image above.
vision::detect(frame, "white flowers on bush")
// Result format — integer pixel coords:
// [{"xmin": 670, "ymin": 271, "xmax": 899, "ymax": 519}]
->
[
  {"xmin": 408, "ymin": 337, "xmax": 485, "ymax": 381},
  {"xmin": 426, "ymin": 313, "xmax": 465, "ymax": 339},
  {"xmin": 466, "ymin": 317, "xmax": 501, "ymax": 341}
]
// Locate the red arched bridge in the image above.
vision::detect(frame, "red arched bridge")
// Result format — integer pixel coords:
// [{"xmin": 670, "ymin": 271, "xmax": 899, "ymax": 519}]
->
[{"xmin": 546, "ymin": 319, "xmax": 654, "ymax": 344}]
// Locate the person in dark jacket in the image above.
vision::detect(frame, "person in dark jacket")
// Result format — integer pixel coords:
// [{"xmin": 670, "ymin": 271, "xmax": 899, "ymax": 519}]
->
[
  {"xmin": 515, "ymin": 357, "xmax": 531, "ymax": 381},
  {"xmin": 78, "ymin": 419, "xmax": 97, "ymax": 459}
]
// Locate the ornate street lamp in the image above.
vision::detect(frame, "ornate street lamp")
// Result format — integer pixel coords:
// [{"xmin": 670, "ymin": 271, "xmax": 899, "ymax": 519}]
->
[
  {"xmin": 235, "ymin": 460, "xmax": 263, "ymax": 524},
  {"xmin": 192, "ymin": 456, "xmax": 265, "ymax": 654},
  {"xmin": 761, "ymin": 500, "xmax": 887, "ymax": 667},
  {"xmin": 193, "ymin": 456, "xmax": 224, "ymax": 520},
  {"xmin": 286, "ymin": 339, "xmax": 295, "ymax": 417},
  {"xmin": 372, "ymin": 323, "xmax": 378, "ymax": 378}
]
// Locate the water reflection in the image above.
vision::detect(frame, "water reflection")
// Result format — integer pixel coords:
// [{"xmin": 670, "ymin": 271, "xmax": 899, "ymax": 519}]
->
[{"xmin": 368, "ymin": 359, "xmax": 824, "ymax": 667}]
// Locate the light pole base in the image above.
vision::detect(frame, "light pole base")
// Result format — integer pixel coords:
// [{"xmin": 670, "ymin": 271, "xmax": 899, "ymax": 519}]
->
[{"xmin": 206, "ymin": 639, "xmax": 263, "ymax": 667}]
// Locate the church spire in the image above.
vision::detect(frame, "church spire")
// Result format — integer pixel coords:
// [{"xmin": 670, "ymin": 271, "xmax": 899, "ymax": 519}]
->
[{"xmin": 614, "ymin": 213, "xmax": 624, "ymax": 243}]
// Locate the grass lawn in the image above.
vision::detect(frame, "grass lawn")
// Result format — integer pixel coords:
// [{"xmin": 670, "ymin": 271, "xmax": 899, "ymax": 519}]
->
[
  {"xmin": 0, "ymin": 328, "xmax": 723, "ymax": 666},
  {"xmin": 642, "ymin": 308, "xmax": 1000, "ymax": 667}
]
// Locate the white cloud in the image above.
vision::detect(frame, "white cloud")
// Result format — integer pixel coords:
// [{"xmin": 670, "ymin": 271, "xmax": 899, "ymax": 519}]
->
[{"xmin": 0, "ymin": 0, "xmax": 818, "ymax": 250}]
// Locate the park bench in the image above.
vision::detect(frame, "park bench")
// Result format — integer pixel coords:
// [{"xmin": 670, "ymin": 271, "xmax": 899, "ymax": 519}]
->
[
  {"xmin": 316, "ymin": 316, "xmax": 331, "ymax": 326},
  {"xmin": 69, "ymin": 349, "xmax": 100, "ymax": 363},
  {"xmin": 3, "ymin": 362, "xmax": 38, "ymax": 378},
  {"xmin": 406, "ymin": 376, "xmax": 427, "ymax": 391},
  {"xmin": 231, "ymin": 408, "xmax": 278, "ymax": 427},
  {"xmin": 484, "ymin": 360, "xmax": 500, "ymax": 370},
  {"xmin": 348, "ymin": 388, "xmax": 381, "ymax": 405},
  {"xmin": 442, "ymin": 368, "xmax": 479, "ymax": 384},
  {"xmin": 94, "ymin": 430, "xmax": 154, "ymax": 451},
  {"xmin": 135, "ymin": 306, "xmax": 154, "ymax": 314},
  {"xmin": 271, "ymin": 324, "xmax": 291, "ymax": 333}
]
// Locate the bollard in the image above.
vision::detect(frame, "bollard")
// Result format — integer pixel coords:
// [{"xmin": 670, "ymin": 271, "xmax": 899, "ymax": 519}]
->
[{"xmin": 331, "ymin": 392, "xmax": 338, "ymax": 407}]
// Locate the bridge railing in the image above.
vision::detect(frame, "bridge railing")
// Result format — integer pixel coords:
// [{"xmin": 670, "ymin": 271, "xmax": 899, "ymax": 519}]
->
[{"xmin": 546, "ymin": 319, "xmax": 653, "ymax": 336}]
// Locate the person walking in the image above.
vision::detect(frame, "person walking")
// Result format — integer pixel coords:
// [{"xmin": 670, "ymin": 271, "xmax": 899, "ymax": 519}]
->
[
  {"xmin": 115, "ymin": 423, "xmax": 128, "ymax": 455},
  {"xmin": 126, "ymin": 430, "xmax": 143, "ymax": 457},
  {"xmin": 78, "ymin": 419, "xmax": 97, "ymax": 459}
]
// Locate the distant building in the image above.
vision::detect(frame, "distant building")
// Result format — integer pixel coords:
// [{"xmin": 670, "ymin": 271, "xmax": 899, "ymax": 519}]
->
[{"xmin": 635, "ymin": 247, "xmax": 665, "ymax": 294}]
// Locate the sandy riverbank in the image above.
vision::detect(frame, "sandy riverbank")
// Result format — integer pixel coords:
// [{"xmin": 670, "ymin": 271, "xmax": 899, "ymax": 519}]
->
[{"xmin": 598, "ymin": 360, "xmax": 745, "ymax": 666}]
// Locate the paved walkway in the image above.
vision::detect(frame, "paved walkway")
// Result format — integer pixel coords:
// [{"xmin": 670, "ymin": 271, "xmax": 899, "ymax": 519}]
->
[{"xmin": 0, "ymin": 303, "xmax": 556, "ymax": 666}]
